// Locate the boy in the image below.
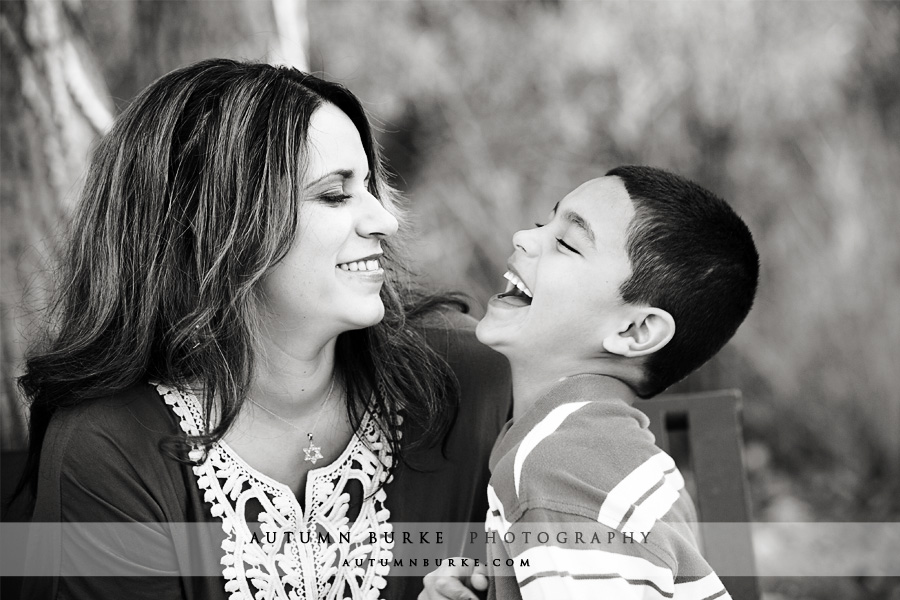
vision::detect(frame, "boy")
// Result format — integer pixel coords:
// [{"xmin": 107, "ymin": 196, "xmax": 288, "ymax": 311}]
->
[{"xmin": 421, "ymin": 166, "xmax": 758, "ymax": 600}]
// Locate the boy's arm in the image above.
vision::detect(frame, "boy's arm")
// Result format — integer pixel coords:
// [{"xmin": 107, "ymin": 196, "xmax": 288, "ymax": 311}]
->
[
  {"xmin": 492, "ymin": 510, "xmax": 677, "ymax": 600},
  {"xmin": 493, "ymin": 507, "xmax": 733, "ymax": 600}
]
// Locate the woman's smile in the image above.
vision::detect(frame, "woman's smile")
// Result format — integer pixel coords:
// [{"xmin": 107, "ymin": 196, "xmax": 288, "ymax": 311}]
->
[
  {"xmin": 336, "ymin": 254, "xmax": 385, "ymax": 285},
  {"xmin": 260, "ymin": 103, "xmax": 399, "ymax": 340},
  {"xmin": 337, "ymin": 254, "xmax": 383, "ymax": 272}
]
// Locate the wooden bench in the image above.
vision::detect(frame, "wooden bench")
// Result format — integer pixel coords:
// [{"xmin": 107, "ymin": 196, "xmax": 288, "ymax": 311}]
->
[{"xmin": 639, "ymin": 390, "xmax": 760, "ymax": 600}]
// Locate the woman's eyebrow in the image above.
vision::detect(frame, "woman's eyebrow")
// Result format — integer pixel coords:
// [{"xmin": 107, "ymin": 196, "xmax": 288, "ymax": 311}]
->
[{"xmin": 305, "ymin": 169, "xmax": 355, "ymax": 189}]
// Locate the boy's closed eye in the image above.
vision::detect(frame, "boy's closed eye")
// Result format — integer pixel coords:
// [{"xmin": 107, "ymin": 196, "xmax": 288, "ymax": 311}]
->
[
  {"xmin": 533, "ymin": 220, "xmax": 582, "ymax": 255},
  {"xmin": 556, "ymin": 237, "xmax": 581, "ymax": 255}
]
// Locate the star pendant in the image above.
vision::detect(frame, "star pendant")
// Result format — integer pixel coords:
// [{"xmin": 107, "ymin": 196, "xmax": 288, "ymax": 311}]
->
[{"xmin": 304, "ymin": 440, "xmax": 323, "ymax": 464}]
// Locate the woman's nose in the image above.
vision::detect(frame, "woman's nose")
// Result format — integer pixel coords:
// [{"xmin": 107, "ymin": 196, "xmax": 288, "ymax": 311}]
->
[{"xmin": 359, "ymin": 191, "xmax": 399, "ymax": 239}]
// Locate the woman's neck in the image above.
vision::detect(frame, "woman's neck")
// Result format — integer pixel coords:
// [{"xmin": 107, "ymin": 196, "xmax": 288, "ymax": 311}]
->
[{"xmin": 249, "ymin": 330, "xmax": 340, "ymax": 418}]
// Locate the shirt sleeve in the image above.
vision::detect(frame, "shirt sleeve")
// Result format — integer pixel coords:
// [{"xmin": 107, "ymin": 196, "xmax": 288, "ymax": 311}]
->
[
  {"xmin": 491, "ymin": 510, "xmax": 673, "ymax": 600},
  {"xmin": 23, "ymin": 397, "xmax": 188, "ymax": 600},
  {"xmin": 490, "ymin": 507, "xmax": 731, "ymax": 600}
]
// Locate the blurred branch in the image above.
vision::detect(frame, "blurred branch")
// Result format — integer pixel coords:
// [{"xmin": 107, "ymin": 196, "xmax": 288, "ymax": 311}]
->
[
  {"xmin": 269, "ymin": 0, "xmax": 309, "ymax": 71},
  {"xmin": 0, "ymin": 0, "xmax": 114, "ymax": 449}
]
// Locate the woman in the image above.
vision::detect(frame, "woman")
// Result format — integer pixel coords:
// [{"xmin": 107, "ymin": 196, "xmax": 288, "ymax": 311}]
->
[{"xmin": 18, "ymin": 59, "xmax": 511, "ymax": 600}]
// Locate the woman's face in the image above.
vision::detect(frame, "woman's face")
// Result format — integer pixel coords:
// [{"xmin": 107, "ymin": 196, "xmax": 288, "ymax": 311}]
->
[{"xmin": 260, "ymin": 103, "xmax": 399, "ymax": 345}]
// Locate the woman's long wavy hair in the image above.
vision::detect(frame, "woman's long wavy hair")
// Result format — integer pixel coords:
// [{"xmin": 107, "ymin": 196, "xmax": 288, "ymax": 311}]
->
[{"xmin": 17, "ymin": 58, "xmax": 463, "ymax": 500}]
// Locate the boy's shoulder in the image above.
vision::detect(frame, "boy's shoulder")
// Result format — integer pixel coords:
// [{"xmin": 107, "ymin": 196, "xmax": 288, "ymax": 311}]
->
[
  {"xmin": 491, "ymin": 399, "xmax": 661, "ymax": 514},
  {"xmin": 489, "ymin": 377, "xmax": 693, "ymax": 537}
]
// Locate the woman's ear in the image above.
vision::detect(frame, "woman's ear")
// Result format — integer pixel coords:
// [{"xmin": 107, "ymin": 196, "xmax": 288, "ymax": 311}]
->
[{"xmin": 602, "ymin": 308, "xmax": 675, "ymax": 358}]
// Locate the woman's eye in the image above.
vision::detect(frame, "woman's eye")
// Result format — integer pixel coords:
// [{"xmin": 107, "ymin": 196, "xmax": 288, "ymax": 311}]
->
[
  {"xmin": 534, "ymin": 222, "xmax": 545, "ymax": 228},
  {"xmin": 556, "ymin": 237, "xmax": 580, "ymax": 255},
  {"xmin": 320, "ymin": 192, "xmax": 351, "ymax": 205}
]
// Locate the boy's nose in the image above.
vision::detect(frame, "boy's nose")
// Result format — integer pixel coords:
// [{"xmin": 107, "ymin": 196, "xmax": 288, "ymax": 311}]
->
[{"xmin": 512, "ymin": 228, "xmax": 539, "ymax": 256}]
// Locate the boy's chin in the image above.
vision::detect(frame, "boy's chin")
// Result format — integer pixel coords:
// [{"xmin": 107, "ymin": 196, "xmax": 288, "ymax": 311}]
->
[
  {"xmin": 474, "ymin": 316, "xmax": 508, "ymax": 352},
  {"xmin": 474, "ymin": 317, "xmax": 494, "ymax": 344},
  {"xmin": 475, "ymin": 316, "xmax": 538, "ymax": 364}
]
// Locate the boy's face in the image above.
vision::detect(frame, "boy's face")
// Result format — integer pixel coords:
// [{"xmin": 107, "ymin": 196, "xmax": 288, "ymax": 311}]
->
[{"xmin": 477, "ymin": 176, "xmax": 636, "ymax": 369}]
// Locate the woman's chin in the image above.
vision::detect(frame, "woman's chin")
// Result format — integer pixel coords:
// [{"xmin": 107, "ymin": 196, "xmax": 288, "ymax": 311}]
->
[{"xmin": 340, "ymin": 301, "xmax": 386, "ymax": 332}]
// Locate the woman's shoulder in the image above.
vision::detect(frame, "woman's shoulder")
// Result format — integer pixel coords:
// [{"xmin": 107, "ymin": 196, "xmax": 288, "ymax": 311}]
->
[
  {"xmin": 417, "ymin": 308, "xmax": 506, "ymax": 368},
  {"xmin": 415, "ymin": 304, "xmax": 476, "ymax": 334},
  {"xmin": 42, "ymin": 383, "xmax": 180, "ymax": 474},
  {"xmin": 34, "ymin": 383, "xmax": 192, "ymax": 523},
  {"xmin": 48, "ymin": 383, "xmax": 176, "ymax": 439},
  {"xmin": 418, "ymin": 307, "xmax": 512, "ymax": 418}
]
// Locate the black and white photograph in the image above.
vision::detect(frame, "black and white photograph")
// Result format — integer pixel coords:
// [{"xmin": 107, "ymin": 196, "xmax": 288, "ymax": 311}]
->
[{"xmin": 1, "ymin": 1, "xmax": 898, "ymax": 599}]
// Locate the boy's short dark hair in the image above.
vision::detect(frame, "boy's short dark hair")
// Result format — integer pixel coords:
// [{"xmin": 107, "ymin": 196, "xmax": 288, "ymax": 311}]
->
[{"xmin": 606, "ymin": 166, "xmax": 759, "ymax": 398}]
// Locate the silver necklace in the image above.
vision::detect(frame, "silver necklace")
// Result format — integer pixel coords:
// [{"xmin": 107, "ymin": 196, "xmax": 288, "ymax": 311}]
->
[{"xmin": 247, "ymin": 377, "xmax": 336, "ymax": 464}]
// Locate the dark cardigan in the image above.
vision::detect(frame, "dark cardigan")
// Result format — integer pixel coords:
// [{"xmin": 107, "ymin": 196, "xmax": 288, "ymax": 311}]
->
[{"xmin": 22, "ymin": 311, "xmax": 512, "ymax": 600}]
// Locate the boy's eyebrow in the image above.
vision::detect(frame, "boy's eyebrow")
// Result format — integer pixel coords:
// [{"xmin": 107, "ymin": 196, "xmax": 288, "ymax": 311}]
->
[{"xmin": 562, "ymin": 209, "xmax": 596, "ymax": 246}]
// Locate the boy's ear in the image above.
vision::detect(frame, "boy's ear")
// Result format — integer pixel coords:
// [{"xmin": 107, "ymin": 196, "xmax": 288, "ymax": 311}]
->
[{"xmin": 602, "ymin": 308, "xmax": 675, "ymax": 358}]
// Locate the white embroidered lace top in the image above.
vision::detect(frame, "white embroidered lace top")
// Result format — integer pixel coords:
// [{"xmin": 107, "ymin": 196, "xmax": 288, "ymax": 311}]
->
[{"xmin": 155, "ymin": 383, "xmax": 395, "ymax": 600}]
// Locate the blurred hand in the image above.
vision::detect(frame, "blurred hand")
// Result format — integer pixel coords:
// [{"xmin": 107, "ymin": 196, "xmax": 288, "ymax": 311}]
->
[{"xmin": 418, "ymin": 560, "xmax": 488, "ymax": 600}]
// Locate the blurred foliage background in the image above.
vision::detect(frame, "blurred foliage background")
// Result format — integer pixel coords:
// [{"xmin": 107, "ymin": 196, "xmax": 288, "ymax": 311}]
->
[
  {"xmin": 306, "ymin": 0, "xmax": 900, "ymax": 527},
  {"xmin": 2, "ymin": 1, "xmax": 899, "ymax": 598}
]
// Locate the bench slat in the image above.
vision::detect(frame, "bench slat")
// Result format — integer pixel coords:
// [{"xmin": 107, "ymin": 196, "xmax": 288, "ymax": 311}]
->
[{"xmin": 639, "ymin": 390, "xmax": 760, "ymax": 600}]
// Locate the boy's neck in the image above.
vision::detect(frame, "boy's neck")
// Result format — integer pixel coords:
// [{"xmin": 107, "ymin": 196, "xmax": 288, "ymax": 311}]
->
[
  {"xmin": 509, "ymin": 359, "xmax": 641, "ymax": 419},
  {"xmin": 510, "ymin": 371, "xmax": 564, "ymax": 419}
]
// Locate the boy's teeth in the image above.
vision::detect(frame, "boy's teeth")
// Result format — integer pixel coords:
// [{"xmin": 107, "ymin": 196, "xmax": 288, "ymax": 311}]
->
[
  {"xmin": 502, "ymin": 271, "xmax": 533, "ymax": 298},
  {"xmin": 339, "ymin": 259, "xmax": 381, "ymax": 272}
]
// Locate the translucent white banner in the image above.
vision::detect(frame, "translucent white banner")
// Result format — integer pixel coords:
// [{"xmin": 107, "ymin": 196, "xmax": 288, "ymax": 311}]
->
[{"xmin": 1, "ymin": 522, "xmax": 898, "ymax": 577}]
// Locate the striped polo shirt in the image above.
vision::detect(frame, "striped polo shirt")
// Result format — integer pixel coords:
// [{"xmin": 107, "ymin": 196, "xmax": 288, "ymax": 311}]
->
[{"xmin": 485, "ymin": 374, "xmax": 731, "ymax": 600}]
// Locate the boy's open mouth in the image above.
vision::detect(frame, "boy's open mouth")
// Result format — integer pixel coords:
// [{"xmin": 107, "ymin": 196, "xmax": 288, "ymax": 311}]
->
[{"xmin": 497, "ymin": 270, "xmax": 533, "ymax": 306}]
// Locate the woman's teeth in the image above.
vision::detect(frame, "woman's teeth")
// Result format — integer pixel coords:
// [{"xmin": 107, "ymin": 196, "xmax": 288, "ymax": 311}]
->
[
  {"xmin": 503, "ymin": 271, "xmax": 533, "ymax": 298},
  {"xmin": 339, "ymin": 259, "xmax": 380, "ymax": 272}
]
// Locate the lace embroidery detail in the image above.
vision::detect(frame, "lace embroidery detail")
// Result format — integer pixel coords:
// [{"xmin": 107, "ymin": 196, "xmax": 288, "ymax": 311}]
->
[{"xmin": 154, "ymin": 383, "xmax": 395, "ymax": 600}]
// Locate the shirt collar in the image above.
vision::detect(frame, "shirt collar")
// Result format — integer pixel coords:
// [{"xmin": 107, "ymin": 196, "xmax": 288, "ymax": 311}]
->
[{"xmin": 518, "ymin": 373, "xmax": 644, "ymax": 430}]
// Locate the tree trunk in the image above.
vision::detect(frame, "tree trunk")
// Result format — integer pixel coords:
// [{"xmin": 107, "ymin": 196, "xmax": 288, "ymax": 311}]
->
[
  {"xmin": 0, "ymin": 0, "xmax": 309, "ymax": 449},
  {"xmin": 1, "ymin": 0, "xmax": 114, "ymax": 450}
]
